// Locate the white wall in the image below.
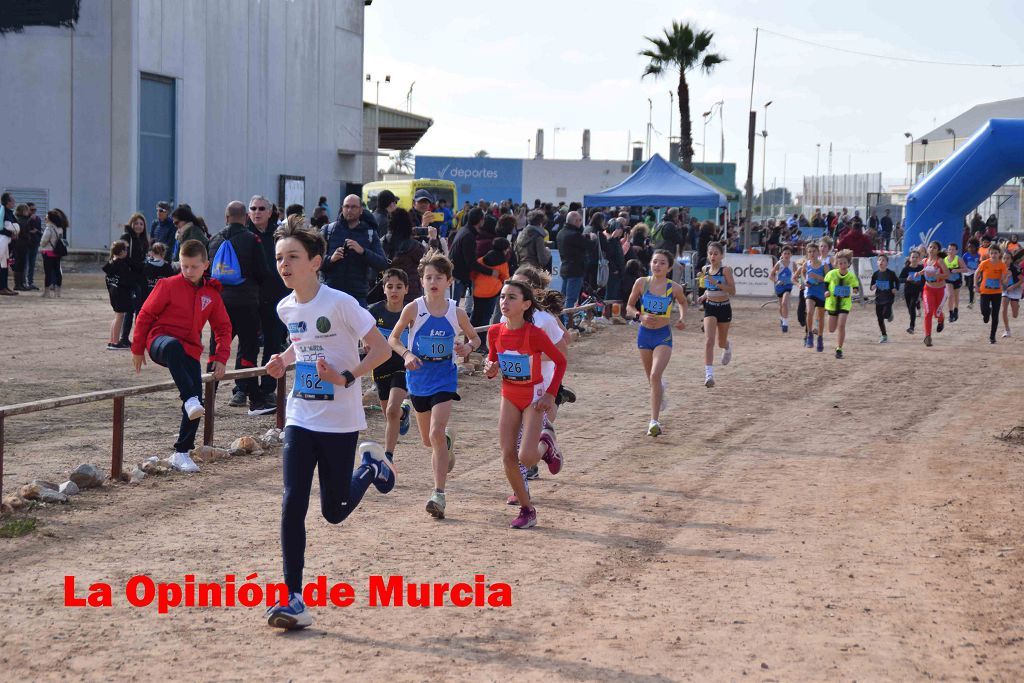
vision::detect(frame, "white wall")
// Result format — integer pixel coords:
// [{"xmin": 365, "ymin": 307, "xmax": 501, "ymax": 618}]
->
[
  {"xmin": 521, "ymin": 159, "xmax": 631, "ymax": 205},
  {"xmin": 0, "ymin": 0, "xmax": 364, "ymax": 250}
]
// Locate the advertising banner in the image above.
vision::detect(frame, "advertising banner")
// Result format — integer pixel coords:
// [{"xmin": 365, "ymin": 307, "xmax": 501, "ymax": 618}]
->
[
  {"xmin": 722, "ymin": 254, "xmax": 775, "ymax": 297},
  {"xmin": 416, "ymin": 156, "xmax": 523, "ymax": 204}
]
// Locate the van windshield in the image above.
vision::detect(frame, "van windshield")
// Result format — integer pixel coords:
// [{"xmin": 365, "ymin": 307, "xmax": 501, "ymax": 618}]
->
[{"xmin": 428, "ymin": 187, "xmax": 455, "ymax": 208}]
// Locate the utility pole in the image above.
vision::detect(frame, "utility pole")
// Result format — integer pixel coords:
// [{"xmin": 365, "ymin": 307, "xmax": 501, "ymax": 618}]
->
[
  {"xmin": 743, "ymin": 28, "xmax": 759, "ymax": 251},
  {"xmin": 646, "ymin": 98, "xmax": 653, "ymax": 159},
  {"xmin": 760, "ymin": 100, "xmax": 772, "ymax": 221}
]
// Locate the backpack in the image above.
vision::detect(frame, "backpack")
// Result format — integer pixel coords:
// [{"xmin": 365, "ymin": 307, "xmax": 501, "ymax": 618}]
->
[
  {"xmin": 54, "ymin": 229, "xmax": 69, "ymax": 258},
  {"xmin": 596, "ymin": 236, "xmax": 610, "ymax": 288},
  {"xmin": 211, "ymin": 235, "xmax": 245, "ymax": 285}
]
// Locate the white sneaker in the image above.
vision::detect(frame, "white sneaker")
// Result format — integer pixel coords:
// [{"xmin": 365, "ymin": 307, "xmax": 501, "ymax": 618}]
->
[
  {"xmin": 184, "ymin": 396, "xmax": 205, "ymax": 421},
  {"xmin": 704, "ymin": 374, "xmax": 715, "ymax": 388},
  {"xmin": 168, "ymin": 451, "xmax": 200, "ymax": 473},
  {"xmin": 647, "ymin": 420, "xmax": 662, "ymax": 437},
  {"xmin": 721, "ymin": 341, "xmax": 733, "ymax": 366},
  {"xmin": 1003, "ymin": 330, "xmax": 1011, "ymax": 338},
  {"xmin": 659, "ymin": 379, "xmax": 669, "ymax": 412}
]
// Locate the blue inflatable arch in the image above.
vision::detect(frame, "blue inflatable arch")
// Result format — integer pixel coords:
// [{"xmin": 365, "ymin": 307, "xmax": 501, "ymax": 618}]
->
[{"xmin": 903, "ymin": 118, "xmax": 1024, "ymax": 255}]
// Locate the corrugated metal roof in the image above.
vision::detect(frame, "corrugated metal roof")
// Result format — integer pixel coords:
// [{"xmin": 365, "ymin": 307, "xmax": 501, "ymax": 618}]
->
[
  {"xmin": 916, "ymin": 97, "xmax": 1024, "ymax": 143},
  {"xmin": 363, "ymin": 102, "xmax": 433, "ymax": 150}
]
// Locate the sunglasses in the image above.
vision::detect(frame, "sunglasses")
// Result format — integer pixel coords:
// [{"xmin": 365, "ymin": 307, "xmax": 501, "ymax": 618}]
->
[
  {"xmin": 156, "ymin": 208, "xmax": 167, "ymax": 212},
  {"xmin": 250, "ymin": 206, "xmax": 268, "ymax": 211}
]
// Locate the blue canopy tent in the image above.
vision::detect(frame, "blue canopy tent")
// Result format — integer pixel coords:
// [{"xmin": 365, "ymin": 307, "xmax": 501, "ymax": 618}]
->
[{"xmin": 583, "ymin": 153, "xmax": 727, "ymax": 208}]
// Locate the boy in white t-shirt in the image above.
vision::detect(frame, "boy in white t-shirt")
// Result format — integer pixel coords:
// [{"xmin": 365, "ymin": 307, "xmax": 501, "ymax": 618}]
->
[{"xmin": 263, "ymin": 222, "xmax": 393, "ymax": 630}]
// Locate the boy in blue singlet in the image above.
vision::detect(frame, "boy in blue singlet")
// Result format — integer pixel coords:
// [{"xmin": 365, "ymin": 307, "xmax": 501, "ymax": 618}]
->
[{"xmin": 388, "ymin": 252, "xmax": 481, "ymax": 520}]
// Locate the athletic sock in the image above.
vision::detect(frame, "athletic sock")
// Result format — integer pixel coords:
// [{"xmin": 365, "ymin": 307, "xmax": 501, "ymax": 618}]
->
[{"xmin": 704, "ymin": 364, "xmax": 713, "ymax": 375}]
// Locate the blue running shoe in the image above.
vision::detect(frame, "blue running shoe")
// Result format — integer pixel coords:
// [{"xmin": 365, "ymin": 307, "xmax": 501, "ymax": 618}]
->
[
  {"xmin": 816, "ymin": 334, "xmax": 824, "ymax": 353},
  {"xmin": 399, "ymin": 399, "xmax": 411, "ymax": 436},
  {"xmin": 266, "ymin": 593, "xmax": 312, "ymax": 630},
  {"xmin": 360, "ymin": 441, "xmax": 396, "ymax": 494}
]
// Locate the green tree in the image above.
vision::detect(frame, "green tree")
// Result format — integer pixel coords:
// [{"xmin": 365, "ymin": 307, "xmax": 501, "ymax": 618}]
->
[
  {"xmin": 474, "ymin": 150, "xmax": 489, "ymax": 158},
  {"xmin": 640, "ymin": 21, "xmax": 726, "ymax": 172}
]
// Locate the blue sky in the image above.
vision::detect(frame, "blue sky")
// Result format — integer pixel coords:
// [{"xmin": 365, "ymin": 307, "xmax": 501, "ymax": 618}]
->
[{"xmin": 363, "ymin": 0, "xmax": 1024, "ymax": 193}]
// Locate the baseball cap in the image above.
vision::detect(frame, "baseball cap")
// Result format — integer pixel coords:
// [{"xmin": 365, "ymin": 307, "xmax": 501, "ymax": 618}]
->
[{"xmin": 413, "ymin": 189, "xmax": 434, "ymax": 203}]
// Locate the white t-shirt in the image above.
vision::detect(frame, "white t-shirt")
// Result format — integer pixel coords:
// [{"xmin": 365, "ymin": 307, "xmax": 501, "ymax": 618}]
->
[
  {"xmin": 501, "ymin": 309, "xmax": 564, "ymax": 391},
  {"xmin": 276, "ymin": 285, "xmax": 375, "ymax": 433}
]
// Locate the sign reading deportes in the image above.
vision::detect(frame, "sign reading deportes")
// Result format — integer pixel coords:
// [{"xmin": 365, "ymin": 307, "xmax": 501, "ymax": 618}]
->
[{"xmin": 722, "ymin": 254, "xmax": 775, "ymax": 296}]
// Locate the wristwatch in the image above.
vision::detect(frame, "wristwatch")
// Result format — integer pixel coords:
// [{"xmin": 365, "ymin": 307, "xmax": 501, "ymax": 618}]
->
[{"xmin": 341, "ymin": 370, "xmax": 356, "ymax": 388}]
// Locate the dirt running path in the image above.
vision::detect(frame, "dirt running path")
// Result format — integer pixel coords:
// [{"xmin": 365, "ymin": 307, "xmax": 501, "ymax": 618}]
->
[{"xmin": 2, "ymin": 280, "xmax": 1023, "ymax": 681}]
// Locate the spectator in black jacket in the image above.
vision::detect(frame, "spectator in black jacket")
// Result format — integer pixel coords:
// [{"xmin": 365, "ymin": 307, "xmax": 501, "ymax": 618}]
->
[
  {"xmin": 603, "ymin": 218, "xmax": 627, "ymax": 301},
  {"xmin": 208, "ymin": 200, "xmax": 270, "ymax": 414},
  {"xmin": 320, "ymin": 194, "xmax": 388, "ymax": 307},
  {"xmin": 247, "ymin": 194, "xmax": 290, "ymax": 406},
  {"xmin": 150, "ymin": 201, "xmax": 176, "ymax": 252},
  {"xmin": 372, "ymin": 189, "xmax": 398, "ymax": 237},
  {"xmin": 556, "ymin": 210, "xmax": 587, "ymax": 307},
  {"xmin": 117, "ymin": 212, "xmax": 151, "ymax": 347},
  {"xmin": 448, "ymin": 207, "xmax": 495, "ymax": 309}
]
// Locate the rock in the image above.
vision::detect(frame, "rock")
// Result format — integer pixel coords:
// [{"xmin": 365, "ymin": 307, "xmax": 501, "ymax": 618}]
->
[
  {"xmin": 230, "ymin": 436, "xmax": 259, "ymax": 453},
  {"xmin": 458, "ymin": 364, "xmax": 473, "ymax": 376},
  {"xmin": 466, "ymin": 352, "xmax": 485, "ymax": 365},
  {"xmin": 59, "ymin": 481, "xmax": 80, "ymax": 496},
  {"xmin": 568, "ymin": 329, "xmax": 581, "ymax": 342},
  {"xmin": 4, "ymin": 496, "xmax": 27, "ymax": 510},
  {"xmin": 361, "ymin": 387, "xmax": 378, "ymax": 407},
  {"xmin": 250, "ymin": 448, "xmax": 265, "ymax": 457},
  {"xmin": 31, "ymin": 479, "xmax": 59, "ymax": 491},
  {"xmin": 19, "ymin": 484, "xmax": 42, "ymax": 500},
  {"xmin": 611, "ymin": 316, "xmax": 626, "ymax": 325},
  {"xmin": 141, "ymin": 461, "xmax": 169, "ymax": 475},
  {"xmin": 191, "ymin": 445, "xmax": 228, "ymax": 463},
  {"xmin": 38, "ymin": 488, "xmax": 68, "ymax": 504},
  {"xmin": 69, "ymin": 463, "xmax": 105, "ymax": 489},
  {"xmin": 0, "ymin": 501, "xmax": 12, "ymax": 516},
  {"xmin": 130, "ymin": 467, "xmax": 146, "ymax": 484},
  {"xmin": 228, "ymin": 447, "xmax": 247, "ymax": 457},
  {"xmin": 262, "ymin": 428, "xmax": 282, "ymax": 447}
]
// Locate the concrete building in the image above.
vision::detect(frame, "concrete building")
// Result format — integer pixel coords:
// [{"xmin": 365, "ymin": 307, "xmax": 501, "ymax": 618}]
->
[{"xmin": 0, "ymin": 0, "xmax": 367, "ymax": 251}]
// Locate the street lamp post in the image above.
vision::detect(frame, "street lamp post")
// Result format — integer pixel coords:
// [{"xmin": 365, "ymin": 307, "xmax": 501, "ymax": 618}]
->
[
  {"xmin": 760, "ymin": 100, "xmax": 772, "ymax": 220},
  {"xmin": 904, "ymin": 131, "xmax": 914, "ymax": 185},
  {"xmin": 367, "ymin": 73, "xmax": 391, "ymax": 178},
  {"xmin": 946, "ymin": 127, "xmax": 957, "ymax": 152},
  {"xmin": 921, "ymin": 138, "xmax": 929, "ymax": 178},
  {"xmin": 815, "ymin": 143, "xmax": 821, "ymax": 206},
  {"xmin": 717, "ymin": 100, "xmax": 725, "ymax": 163},
  {"xmin": 668, "ymin": 91, "xmax": 674, "ymax": 160},
  {"xmin": 702, "ymin": 110, "xmax": 711, "ymax": 165}
]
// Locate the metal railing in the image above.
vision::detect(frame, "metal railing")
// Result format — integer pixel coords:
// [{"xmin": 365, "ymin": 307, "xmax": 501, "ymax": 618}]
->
[
  {"xmin": 0, "ymin": 303, "xmax": 610, "ymax": 496},
  {"xmin": 0, "ymin": 366, "xmax": 289, "ymax": 496}
]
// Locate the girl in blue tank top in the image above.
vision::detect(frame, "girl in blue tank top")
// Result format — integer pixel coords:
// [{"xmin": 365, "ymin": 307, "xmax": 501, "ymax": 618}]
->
[
  {"xmin": 770, "ymin": 246, "xmax": 795, "ymax": 333},
  {"xmin": 388, "ymin": 253, "xmax": 481, "ymax": 521}
]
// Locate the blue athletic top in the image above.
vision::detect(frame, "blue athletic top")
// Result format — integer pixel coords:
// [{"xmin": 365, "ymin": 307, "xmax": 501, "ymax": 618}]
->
[
  {"xmin": 406, "ymin": 297, "xmax": 459, "ymax": 397},
  {"xmin": 804, "ymin": 262, "xmax": 827, "ymax": 298},
  {"xmin": 640, "ymin": 278, "xmax": 674, "ymax": 319},
  {"xmin": 776, "ymin": 263, "xmax": 793, "ymax": 286},
  {"xmin": 963, "ymin": 252, "xmax": 981, "ymax": 271}
]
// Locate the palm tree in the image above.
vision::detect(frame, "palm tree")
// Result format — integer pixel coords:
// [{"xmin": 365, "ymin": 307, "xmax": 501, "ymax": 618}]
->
[
  {"xmin": 387, "ymin": 149, "xmax": 414, "ymax": 175},
  {"xmin": 640, "ymin": 21, "xmax": 726, "ymax": 172},
  {"xmin": 474, "ymin": 150, "xmax": 489, "ymax": 158}
]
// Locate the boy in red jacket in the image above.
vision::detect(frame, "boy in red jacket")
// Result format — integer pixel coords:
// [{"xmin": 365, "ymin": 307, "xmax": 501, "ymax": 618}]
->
[{"xmin": 131, "ymin": 240, "xmax": 233, "ymax": 472}]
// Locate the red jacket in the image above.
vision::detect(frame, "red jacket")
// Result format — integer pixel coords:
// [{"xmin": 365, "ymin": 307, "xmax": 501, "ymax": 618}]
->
[
  {"xmin": 131, "ymin": 274, "xmax": 233, "ymax": 363},
  {"xmin": 836, "ymin": 229, "xmax": 875, "ymax": 257}
]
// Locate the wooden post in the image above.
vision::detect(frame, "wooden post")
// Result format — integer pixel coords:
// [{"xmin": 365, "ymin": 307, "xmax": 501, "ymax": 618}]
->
[
  {"xmin": 111, "ymin": 397, "xmax": 125, "ymax": 479},
  {"xmin": 0, "ymin": 413, "xmax": 5, "ymax": 497},
  {"xmin": 203, "ymin": 380, "xmax": 216, "ymax": 446},
  {"xmin": 275, "ymin": 369, "xmax": 287, "ymax": 430}
]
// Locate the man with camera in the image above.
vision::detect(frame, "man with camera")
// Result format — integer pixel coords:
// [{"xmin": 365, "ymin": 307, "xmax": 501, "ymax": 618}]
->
[{"xmin": 321, "ymin": 194, "xmax": 388, "ymax": 308}]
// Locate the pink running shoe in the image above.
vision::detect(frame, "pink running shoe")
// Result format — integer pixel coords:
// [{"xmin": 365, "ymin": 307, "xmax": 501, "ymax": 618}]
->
[
  {"xmin": 539, "ymin": 427, "xmax": 563, "ymax": 475},
  {"xmin": 510, "ymin": 506, "xmax": 537, "ymax": 529},
  {"xmin": 506, "ymin": 494, "xmax": 519, "ymax": 506}
]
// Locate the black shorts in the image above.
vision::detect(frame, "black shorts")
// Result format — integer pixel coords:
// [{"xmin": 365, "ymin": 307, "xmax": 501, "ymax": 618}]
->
[
  {"xmin": 108, "ymin": 287, "xmax": 133, "ymax": 313},
  {"xmin": 373, "ymin": 371, "xmax": 407, "ymax": 400},
  {"xmin": 950, "ymin": 279, "xmax": 962, "ymax": 290},
  {"xmin": 409, "ymin": 391, "xmax": 461, "ymax": 413},
  {"xmin": 806, "ymin": 295, "xmax": 826, "ymax": 308},
  {"xmin": 702, "ymin": 299, "xmax": 732, "ymax": 324},
  {"xmin": 827, "ymin": 309, "xmax": 849, "ymax": 317}
]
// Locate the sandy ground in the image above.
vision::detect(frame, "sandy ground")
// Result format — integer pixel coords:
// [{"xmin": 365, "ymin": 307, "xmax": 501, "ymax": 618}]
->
[{"xmin": 2, "ymin": 273, "xmax": 1023, "ymax": 682}]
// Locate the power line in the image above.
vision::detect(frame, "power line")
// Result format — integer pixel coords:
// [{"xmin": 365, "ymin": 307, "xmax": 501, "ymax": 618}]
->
[{"xmin": 758, "ymin": 27, "xmax": 1024, "ymax": 68}]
